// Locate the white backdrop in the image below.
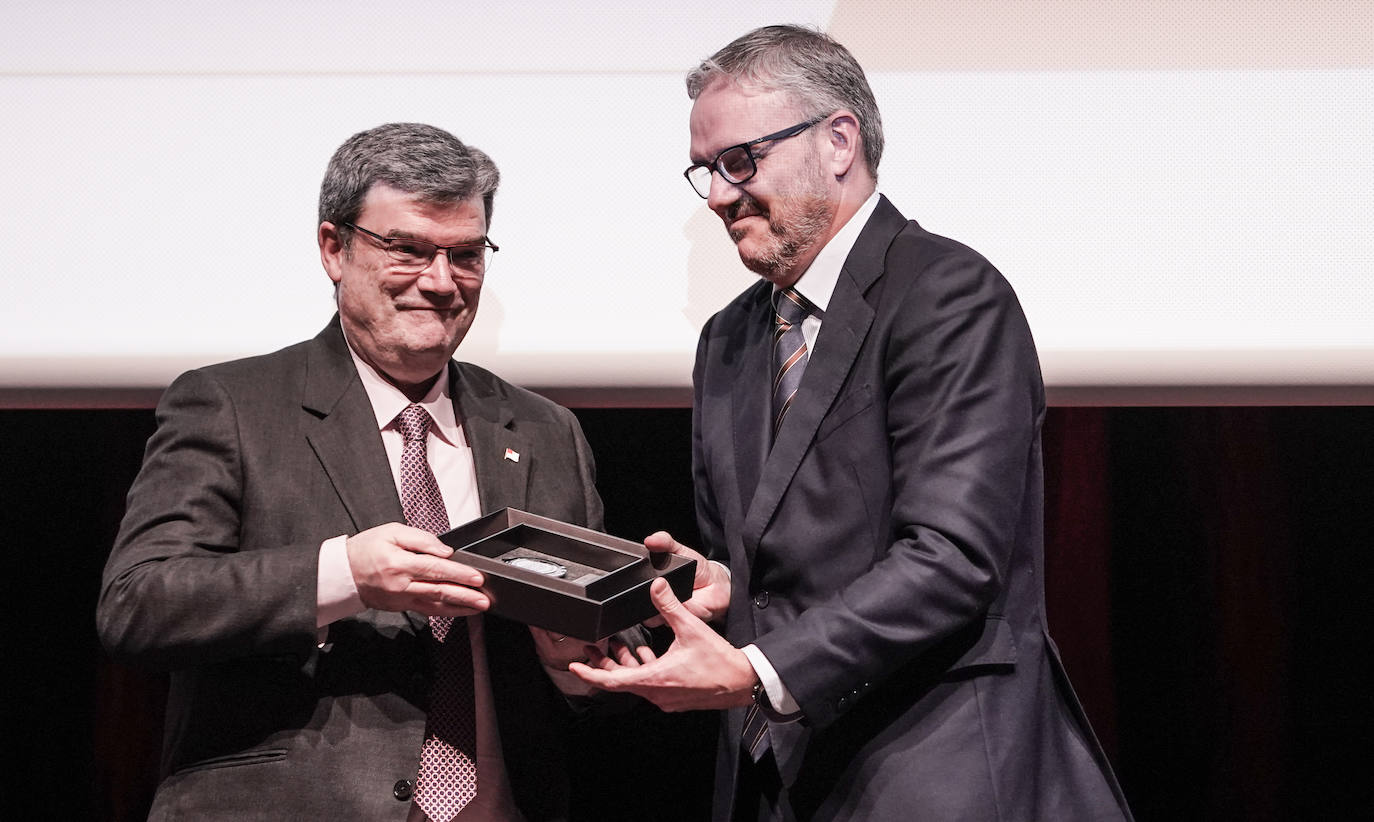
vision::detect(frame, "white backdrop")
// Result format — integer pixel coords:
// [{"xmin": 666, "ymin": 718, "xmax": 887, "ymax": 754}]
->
[{"xmin": 3, "ymin": 1, "xmax": 1371, "ymax": 406}]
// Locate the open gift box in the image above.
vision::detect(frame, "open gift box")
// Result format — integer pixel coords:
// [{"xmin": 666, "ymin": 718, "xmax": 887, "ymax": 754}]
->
[{"xmin": 438, "ymin": 508, "xmax": 696, "ymax": 640}]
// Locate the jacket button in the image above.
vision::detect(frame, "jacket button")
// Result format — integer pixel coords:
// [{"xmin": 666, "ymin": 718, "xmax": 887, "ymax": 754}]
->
[
  {"xmin": 753, "ymin": 591, "xmax": 770, "ymax": 608},
  {"xmin": 836, "ymin": 695, "xmax": 850, "ymax": 712},
  {"xmin": 393, "ymin": 779, "xmax": 414, "ymax": 801}
]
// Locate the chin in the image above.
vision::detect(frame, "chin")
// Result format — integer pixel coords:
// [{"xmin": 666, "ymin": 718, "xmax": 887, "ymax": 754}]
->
[{"xmin": 734, "ymin": 241, "xmax": 783, "ymax": 277}]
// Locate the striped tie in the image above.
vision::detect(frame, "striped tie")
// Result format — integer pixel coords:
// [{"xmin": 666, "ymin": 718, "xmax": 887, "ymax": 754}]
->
[
  {"xmin": 742, "ymin": 699, "xmax": 771, "ymax": 762},
  {"xmin": 397, "ymin": 405, "xmax": 478, "ymax": 822},
  {"xmin": 772, "ymin": 287, "xmax": 816, "ymax": 438},
  {"xmin": 746, "ymin": 288, "xmax": 818, "ymax": 761}
]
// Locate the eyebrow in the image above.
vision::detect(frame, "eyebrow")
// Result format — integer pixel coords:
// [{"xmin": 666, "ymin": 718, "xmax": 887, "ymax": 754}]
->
[
  {"xmin": 689, "ymin": 144, "xmax": 734, "ymax": 167},
  {"xmin": 382, "ymin": 229, "xmax": 487, "ymax": 246}
]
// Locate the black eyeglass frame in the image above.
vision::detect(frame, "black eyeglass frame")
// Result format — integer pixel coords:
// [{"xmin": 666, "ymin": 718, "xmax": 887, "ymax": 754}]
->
[
  {"xmin": 342, "ymin": 222, "xmax": 499, "ymax": 271},
  {"xmin": 683, "ymin": 115, "xmax": 828, "ymax": 198}
]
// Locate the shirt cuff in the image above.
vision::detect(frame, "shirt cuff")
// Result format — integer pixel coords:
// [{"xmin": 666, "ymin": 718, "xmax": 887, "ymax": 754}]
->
[
  {"xmin": 741, "ymin": 644, "xmax": 802, "ymax": 717},
  {"xmin": 317, "ymin": 534, "xmax": 365, "ymax": 633}
]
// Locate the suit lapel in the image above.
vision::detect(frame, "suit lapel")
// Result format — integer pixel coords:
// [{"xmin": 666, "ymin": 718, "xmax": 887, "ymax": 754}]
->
[
  {"xmin": 730, "ymin": 286, "xmax": 773, "ymax": 519},
  {"xmin": 451, "ymin": 363, "xmax": 532, "ymax": 516},
  {"xmin": 301, "ymin": 319, "xmax": 405, "ymax": 531},
  {"xmin": 740, "ymin": 197, "xmax": 905, "ymax": 558}
]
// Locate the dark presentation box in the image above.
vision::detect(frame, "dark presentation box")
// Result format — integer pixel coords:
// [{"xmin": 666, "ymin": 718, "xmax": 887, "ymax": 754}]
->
[{"xmin": 438, "ymin": 508, "xmax": 696, "ymax": 640}]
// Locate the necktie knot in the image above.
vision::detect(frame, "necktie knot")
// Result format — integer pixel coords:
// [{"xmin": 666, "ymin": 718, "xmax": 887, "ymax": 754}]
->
[
  {"xmin": 396, "ymin": 404, "xmax": 433, "ymax": 444},
  {"xmin": 774, "ymin": 287, "xmax": 814, "ymax": 328},
  {"xmin": 396, "ymin": 404, "xmax": 447, "ymax": 535}
]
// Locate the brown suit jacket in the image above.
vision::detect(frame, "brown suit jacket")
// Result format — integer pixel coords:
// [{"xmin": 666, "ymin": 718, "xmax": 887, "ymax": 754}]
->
[{"xmin": 98, "ymin": 318, "xmax": 603, "ymax": 820}]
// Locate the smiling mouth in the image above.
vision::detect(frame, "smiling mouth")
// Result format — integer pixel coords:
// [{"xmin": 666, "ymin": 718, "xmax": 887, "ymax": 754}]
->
[{"xmin": 396, "ymin": 304, "xmax": 461, "ymax": 314}]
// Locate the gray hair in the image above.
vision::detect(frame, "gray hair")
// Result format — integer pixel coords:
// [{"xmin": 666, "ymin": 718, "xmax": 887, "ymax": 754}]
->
[
  {"xmin": 686, "ymin": 25, "xmax": 884, "ymax": 177},
  {"xmin": 318, "ymin": 123, "xmax": 500, "ymax": 247}
]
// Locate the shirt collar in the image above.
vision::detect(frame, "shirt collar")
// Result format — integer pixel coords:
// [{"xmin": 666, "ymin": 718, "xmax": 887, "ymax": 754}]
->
[
  {"xmin": 342, "ymin": 330, "xmax": 462, "ymax": 446},
  {"xmin": 783, "ymin": 190, "xmax": 881, "ymax": 312}
]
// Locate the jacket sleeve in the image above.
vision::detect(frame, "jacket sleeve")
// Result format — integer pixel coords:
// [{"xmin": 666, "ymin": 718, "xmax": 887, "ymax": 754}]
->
[{"xmin": 96, "ymin": 368, "xmax": 320, "ymax": 670}]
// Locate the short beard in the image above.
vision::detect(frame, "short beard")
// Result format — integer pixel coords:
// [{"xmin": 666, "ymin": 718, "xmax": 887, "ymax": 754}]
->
[
  {"xmin": 734, "ymin": 195, "xmax": 833, "ymax": 280},
  {"xmin": 727, "ymin": 150, "xmax": 836, "ymax": 281}
]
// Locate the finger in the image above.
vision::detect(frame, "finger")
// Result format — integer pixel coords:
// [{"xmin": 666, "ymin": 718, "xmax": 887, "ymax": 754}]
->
[
  {"xmin": 568, "ymin": 661, "xmax": 625, "ymax": 689},
  {"xmin": 429, "ymin": 604, "xmax": 487, "ymax": 618},
  {"xmin": 644, "ymin": 532, "xmax": 714, "ymax": 589},
  {"xmin": 693, "ymin": 556, "xmax": 719, "ymax": 589},
  {"xmin": 583, "ymin": 645, "xmax": 621, "ymax": 671},
  {"xmin": 412, "ymin": 555, "xmax": 484, "ymax": 587},
  {"xmin": 390, "ymin": 525, "xmax": 458, "ymax": 558},
  {"xmin": 643, "ymin": 531, "xmax": 678, "ymax": 553},
  {"xmin": 409, "ymin": 581, "xmax": 490, "ymax": 611},
  {"xmin": 406, "ymin": 540, "xmax": 457, "ymax": 559},
  {"xmin": 682, "ymin": 599, "xmax": 714, "ymax": 621},
  {"xmin": 616, "ymin": 641, "xmax": 654, "ymax": 667},
  {"xmin": 578, "ymin": 642, "xmax": 602, "ymax": 664},
  {"xmin": 647, "ymin": 577, "xmax": 693, "ymax": 632}
]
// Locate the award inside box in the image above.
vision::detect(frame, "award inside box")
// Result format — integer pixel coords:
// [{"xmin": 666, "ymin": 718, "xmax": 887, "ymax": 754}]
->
[{"xmin": 438, "ymin": 508, "xmax": 697, "ymax": 640}]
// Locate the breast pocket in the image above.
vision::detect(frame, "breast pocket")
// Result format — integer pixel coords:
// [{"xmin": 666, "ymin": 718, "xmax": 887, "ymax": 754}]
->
[{"xmin": 173, "ymin": 747, "xmax": 289, "ymax": 775}]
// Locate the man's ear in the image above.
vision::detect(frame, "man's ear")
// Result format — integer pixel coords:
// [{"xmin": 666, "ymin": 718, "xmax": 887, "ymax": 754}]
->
[
  {"xmin": 824, "ymin": 111, "xmax": 862, "ymax": 178},
  {"xmin": 319, "ymin": 222, "xmax": 345, "ymax": 285}
]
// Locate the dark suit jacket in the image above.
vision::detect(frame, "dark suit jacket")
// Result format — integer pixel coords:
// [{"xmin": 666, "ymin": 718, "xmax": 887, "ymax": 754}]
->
[
  {"xmin": 693, "ymin": 197, "xmax": 1133, "ymax": 821},
  {"xmin": 98, "ymin": 319, "xmax": 604, "ymax": 821}
]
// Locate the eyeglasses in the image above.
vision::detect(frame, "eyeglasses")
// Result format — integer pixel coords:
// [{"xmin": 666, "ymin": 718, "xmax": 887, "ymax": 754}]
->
[
  {"xmin": 683, "ymin": 115, "xmax": 827, "ymax": 198},
  {"xmin": 343, "ymin": 222, "xmax": 499, "ymax": 275}
]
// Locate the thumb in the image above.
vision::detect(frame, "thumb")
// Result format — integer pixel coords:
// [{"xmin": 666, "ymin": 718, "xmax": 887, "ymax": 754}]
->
[
  {"xmin": 648, "ymin": 577, "xmax": 691, "ymax": 630},
  {"xmin": 643, "ymin": 531, "xmax": 677, "ymax": 553}
]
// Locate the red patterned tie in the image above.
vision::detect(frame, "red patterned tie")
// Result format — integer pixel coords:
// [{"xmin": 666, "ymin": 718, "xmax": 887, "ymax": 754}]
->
[{"xmin": 396, "ymin": 404, "xmax": 478, "ymax": 821}]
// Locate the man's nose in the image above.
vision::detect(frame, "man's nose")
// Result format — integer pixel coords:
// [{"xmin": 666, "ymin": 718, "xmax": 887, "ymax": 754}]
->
[
  {"xmin": 705, "ymin": 170, "xmax": 742, "ymax": 214},
  {"xmin": 417, "ymin": 254, "xmax": 460, "ymax": 295}
]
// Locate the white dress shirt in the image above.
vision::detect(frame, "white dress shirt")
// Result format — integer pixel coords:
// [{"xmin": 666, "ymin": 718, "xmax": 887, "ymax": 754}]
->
[{"xmin": 318, "ymin": 343, "xmax": 524, "ymax": 821}]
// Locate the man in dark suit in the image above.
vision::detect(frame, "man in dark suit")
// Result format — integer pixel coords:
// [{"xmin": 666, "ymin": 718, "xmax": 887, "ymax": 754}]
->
[
  {"xmin": 573, "ymin": 26, "xmax": 1134, "ymax": 821},
  {"xmin": 99, "ymin": 123, "xmax": 611, "ymax": 821}
]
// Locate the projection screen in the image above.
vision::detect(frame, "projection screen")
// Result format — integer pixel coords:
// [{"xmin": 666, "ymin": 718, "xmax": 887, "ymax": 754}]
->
[{"xmin": 2, "ymin": 1, "xmax": 1370, "ymax": 406}]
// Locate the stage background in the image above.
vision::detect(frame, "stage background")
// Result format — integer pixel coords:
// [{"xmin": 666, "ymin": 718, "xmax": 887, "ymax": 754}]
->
[
  {"xmin": 3, "ymin": 3, "xmax": 1371, "ymax": 820},
  {"xmin": 2, "ymin": 1, "xmax": 1371, "ymax": 406}
]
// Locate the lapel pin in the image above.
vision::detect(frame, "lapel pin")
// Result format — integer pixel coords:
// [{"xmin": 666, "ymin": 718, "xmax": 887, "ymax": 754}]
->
[{"xmin": 504, "ymin": 447, "xmax": 520, "ymax": 463}]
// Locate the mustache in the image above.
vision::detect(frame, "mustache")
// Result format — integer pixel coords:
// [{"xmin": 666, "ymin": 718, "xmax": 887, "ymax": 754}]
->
[
  {"xmin": 725, "ymin": 193, "xmax": 766, "ymax": 224},
  {"xmin": 725, "ymin": 194, "xmax": 771, "ymax": 243}
]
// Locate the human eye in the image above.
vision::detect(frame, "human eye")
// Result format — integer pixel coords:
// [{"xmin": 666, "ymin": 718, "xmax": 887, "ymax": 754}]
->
[
  {"xmin": 717, "ymin": 147, "xmax": 754, "ymax": 182},
  {"xmin": 387, "ymin": 239, "xmax": 434, "ymax": 265},
  {"xmin": 448, "ymin": 247, "xmax": 486, "ymax": 270}
]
